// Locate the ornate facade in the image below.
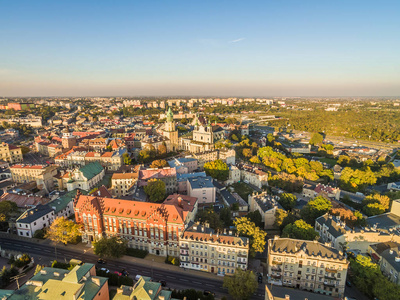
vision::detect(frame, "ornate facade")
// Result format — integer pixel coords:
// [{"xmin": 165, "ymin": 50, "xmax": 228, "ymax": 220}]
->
[{"xmin": 74, "ymin": 193, "xmax": 198, "ymax": 257}]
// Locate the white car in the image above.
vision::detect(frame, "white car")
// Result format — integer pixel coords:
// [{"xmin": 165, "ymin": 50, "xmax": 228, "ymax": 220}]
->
[
  {"xmin": 135, "ymin": 275, "xmax": 142, "ymax": 281},
  {"xmin": 100, "ymin": 268, "xmax": 110, "ymax": 274}
]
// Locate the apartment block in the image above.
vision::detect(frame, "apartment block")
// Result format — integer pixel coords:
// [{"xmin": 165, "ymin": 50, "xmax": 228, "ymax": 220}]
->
[
  {"xmin": 268, "ymin": 237, "xmax": 348, "ymax": 298},
  {"xmin": 179, "ymin": 223, "xmax": 249, "ymax": 276},
  {"xmin": 0, "ymin": 142, "xmax": 23, "ymax": 164}
]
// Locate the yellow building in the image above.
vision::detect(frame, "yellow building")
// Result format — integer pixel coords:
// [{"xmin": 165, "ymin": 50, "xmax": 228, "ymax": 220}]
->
[
  {"xmin": 111, "ymin": 172, "xmax": 138, "ymax": 197},
  {"xmin": 268, "ymin": 237, "xmax": 348, "ymax": 298},
  {"xmin": 10, "ymin": 164, "xmax": 58, "ymax": 192},
  {"xmin": 179, "ymin": 223, "xmax": 249, "ymax": 275},
  {"xmin": 0, "ymin": 142, "xmax": 23, "ymax": 164},
  {"xmin": 161, "ymin": 107, "xmax": 179, "ymax": 152}
]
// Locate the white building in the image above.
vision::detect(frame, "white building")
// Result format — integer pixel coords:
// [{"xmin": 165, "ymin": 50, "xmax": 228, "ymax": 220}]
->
[
  {"xmin": 187, "ymin": 176, "xmax": 216, "ymax": 204},
  {"xmin": 16, "ymin": 205, "xmax": 54, "ymax": 238},
  {"xmin": 63, "ymin": 162, "xmax": 105, "ymax": 192}
]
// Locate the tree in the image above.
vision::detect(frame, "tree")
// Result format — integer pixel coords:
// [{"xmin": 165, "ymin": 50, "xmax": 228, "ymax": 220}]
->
[
  {"xmin": 300, "ymin": 196, "xmax": 332, "ymax": 224},
  {"xmin": 45, "ymin": 217, "xmax": 81, "ymax": 260},
  {"xmin": 309, "ymin": 132, "xmax": 324, "ymax": 146},
  {"xmin": 246, "ymin": 210, "xmax": 262, "ymax": 227},
  {"xmin": 278, "ymin": 193, "xmax": 297, "ymax": 211},
  {"xmin": 150, "ymin": 159, "xmax": 168, "ymax": 169},
  {"xmin": 242, "ymin": 148, "xmax": 252, "ymax": 158},
  {"xmin": 362, "ymin": 194, "xmax": 390, "ymax": 210},
  {"xmin": 196, "ymin": 207, "xmax": 224, "ymax": 231},
  {"xmin": 223, "ymin": 268, "xmax": 257, "ymax": 300},
  {"xmin": 231, "ymin": 134, "xmax": 239, "ymax": 142},
  {"xmin": 122, "ymin": 153, "xmax": 132, "ymax": 165},
  {"xmin": 93, "ymin": 236, "xmax": 127, "ymax": 259},
  {"xmin": 234, "ymin": 217, "xmax": 266, "ymax": 256},
  {"xmin": 158, "ymin": 142, "xmax": 167, "ymax": 156},
  {"xmin": 274, "ymin": 209, "xmax": 288, "ymax": 228},
  {"xmin": 144, "ymin": 179, "xmax": 166, "ymax": 202},
  {"xmin": 220, "ymin": 207, "xmax": 232, "ymax": 227},
  {"xmin": 363, "ymin": 202, "xmax": 385, "ymax": 216},
  {"xmin": 204, "ymin": 159, "xmax": 229, "ymax": 181},
  {"xmin": 249, "ymin": 156, "xmax": 261, "ymax": 164},
  {"xmin": 354, "ymin": 210, "xmax": 367, "ymax": 227},
  {"xmin": 282, "ymin": 220, "xmax": 319, "ymax": 241},
  {"xmin": 0, "ymin": 201, "xmax": 18, "ymax": 222}
]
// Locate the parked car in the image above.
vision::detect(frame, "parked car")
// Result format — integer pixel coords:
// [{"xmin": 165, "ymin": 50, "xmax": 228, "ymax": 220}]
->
[
  {"xmin": 346, "ymin": 280, "xmax": 352, "ymax": 287},
  {"xmin": 100, "ymin": 268, "xmax": 110, "ymax": 274},
  {"xmin": 203, "ymin": 290, "xmax": 215, "ymax": 296},
  {"xmin": 121, "ymin": 269, "xmax": 129, "ymax": 276},
  {"xmin": 97, "ymin": 259, "xmax": 106, "ymax": 264},
  {"xmin": 114, "ymin": 271, "xmax": 122, "ymax": 276},
  {"xmin": 258, "ymin": 274, "xmax": 263, "ymax": 283},
  {"xmin": 135, "ymin": 275, "xmax": 142, "ymax": 281}
]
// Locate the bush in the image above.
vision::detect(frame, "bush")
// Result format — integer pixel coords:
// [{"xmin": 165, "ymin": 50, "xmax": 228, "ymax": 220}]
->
[
  {"xmin": 125, "ymin": 248, "xmax": 148, "ymax": 259},
  {"xmin": 13, "ymin": 254, "xmax": 31, "ymax": 268},
  {"xmin": 33, "ymin": 229, "xmax": 46, "ymax": 239},
  {"xmin": 0, "ymin": 266, "xmax": 19, "ymax": 288},
  {"xmin": 171, "ymin": 289, "xmax": 215, "ymax": 300},
  {"xmin": 51, "ymin": 260, "xmax": 72, "ymax": 270}
]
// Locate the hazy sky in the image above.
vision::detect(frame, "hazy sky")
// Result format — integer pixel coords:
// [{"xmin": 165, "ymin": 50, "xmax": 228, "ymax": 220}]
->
[{"xmin": 1, "ymin": 0, "xmax": 399, "ymax": 97}]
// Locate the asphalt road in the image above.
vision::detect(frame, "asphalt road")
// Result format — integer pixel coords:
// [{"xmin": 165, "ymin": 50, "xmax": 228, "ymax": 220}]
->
[{"xmin": 0, "ymin": 237, "xmax": 266, "ymax": 300}]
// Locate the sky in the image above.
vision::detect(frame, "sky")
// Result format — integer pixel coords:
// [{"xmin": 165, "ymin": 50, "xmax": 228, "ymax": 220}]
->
[{"xmin": 0, "ymin": 0, "xmax": 399, "ymax": 97}]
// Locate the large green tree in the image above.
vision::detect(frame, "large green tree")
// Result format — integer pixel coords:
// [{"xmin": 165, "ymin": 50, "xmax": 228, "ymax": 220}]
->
[
  {"xmin": 144, "ymin": 179, "xmax": 166, "ymax": 202},
  {"xmin": 93, "ymin": 236, "xmax": 127, "ymax": 259},
  {"xmin": 223, "ymin": 268, "xmax": 257, "ymax": 300},
  {"xmin": 278, "ymin": 193, "xmax": 297, "ymax": 211},
  {"xmin": 234, "ymin": 217, "xmax": 266, "ymax": 256},
  {"xmin": 195, "ymin": 208, "xmax": 224, "ymax": 231},
  {"xmin": 45, "ymin": 217, "xmax": 81, "ymax": 260},
  {"xmin": 282, "ymin": 220, "xmax": 319, "ymax": 241},
  {"xmin": 0, "ymin": 201, "xmax": 18, "ymax": 222},
  {"xmin": 309, "ymin": 132, "xmax": 324, "ymax": 146},
  {"xmin": 300, "ymin": 196, "xmax": 332, "ymax": 224},
  {"xmin": 204, "ymin": 159, "xmax": 229, "ymax": 181}
]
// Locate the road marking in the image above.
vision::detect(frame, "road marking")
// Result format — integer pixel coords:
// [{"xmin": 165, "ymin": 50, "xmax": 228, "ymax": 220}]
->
[
  {"xmin": 34, "ymin": 248, "xmax": 41, "ymax": 250},
  {"xmin": 166, "ymin": 275, "xmax": 175, "ymax": 279},
  {"xmin": 192, "ymin": 281, "xmax": 201, "ymax": 284},
  {"xmin": 205, "ymin": 283, "xmax": 214, "ymax": 286},
  {"xmin": 180, "ymin": 279, "xmax": 188, "ymax": 282}
]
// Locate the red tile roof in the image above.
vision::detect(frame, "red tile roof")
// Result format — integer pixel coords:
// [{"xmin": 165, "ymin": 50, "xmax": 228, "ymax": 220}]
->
[{"xmin": 0, "ymin": 193, "xmax": 50, "ymax": 208}]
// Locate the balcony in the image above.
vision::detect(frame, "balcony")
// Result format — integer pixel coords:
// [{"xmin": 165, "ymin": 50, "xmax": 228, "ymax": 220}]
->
[
  {"xmin": 237, "ymin": 260, "xmax": 246, "ymax": 265},
  {"xmin": 180, "ymin": 245, "xmax": 189, "ymax": 250},
  {"xmin": 323, "ymin": 281, "xmax": 336, "ymax": 287},
  {"xmin": 325, "ymin": 267, "xmax": 337, "ymax": 273},
  {"xmin": 271, "ymin": 274, "xmax": 281, "ymax": 279},
  {"xmin": 180, "ymin": 252, "xmax": 189, "ymax": 256},
  {"xmin": 238, "ymin": 252, "xmax": 247, "ymax": 257},
  {"xmin": 324, "ymin": 274, "xmax": 336, "ymax": 280},
  {"xmin": 272, "ymin": 261, "xmax": 283, "ymax": 265},
  {"xmin": 271, "ymin": 266, "xmax": 282, "ymax": 272}
]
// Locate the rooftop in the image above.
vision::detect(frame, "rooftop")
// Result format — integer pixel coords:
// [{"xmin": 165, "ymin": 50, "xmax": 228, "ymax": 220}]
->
[
  {"xmin": 187, "ymin": 176, "xmax": 214, "ymax": 189},
  {"xmin": 16, "ymin": 204, "xmax": 54, "ymax": 224}
]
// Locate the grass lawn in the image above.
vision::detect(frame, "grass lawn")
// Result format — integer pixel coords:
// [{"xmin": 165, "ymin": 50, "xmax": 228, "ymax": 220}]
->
[
  {"xmin": 319, "ymin": 157, "xmax": 338, "ymax": 166},
  {"xmin": 229, "ymin": 182, "xmax": 256, "ymax": 202}
]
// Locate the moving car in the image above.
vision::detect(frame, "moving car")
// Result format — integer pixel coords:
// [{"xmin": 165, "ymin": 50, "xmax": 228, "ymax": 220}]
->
[{"xmin": 97, "ymin": 258, "xmax": 106, "ymax": 264}]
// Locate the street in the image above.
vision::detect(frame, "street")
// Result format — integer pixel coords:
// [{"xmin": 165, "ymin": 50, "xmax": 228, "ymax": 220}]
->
[{"xmin": 0, "ymin": 237, "xmax": 266, "ymax": 300}]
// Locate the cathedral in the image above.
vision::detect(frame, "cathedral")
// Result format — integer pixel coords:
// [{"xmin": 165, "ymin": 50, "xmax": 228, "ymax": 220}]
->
[{"xmin": 160, "ymin": 108, "xmax": 224, "ymax": 153}]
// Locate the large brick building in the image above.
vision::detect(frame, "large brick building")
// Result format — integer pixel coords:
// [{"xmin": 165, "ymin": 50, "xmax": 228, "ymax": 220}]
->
[{"xmin": 74, "ymin": 193, "xmax": 198, "ymax": 257}]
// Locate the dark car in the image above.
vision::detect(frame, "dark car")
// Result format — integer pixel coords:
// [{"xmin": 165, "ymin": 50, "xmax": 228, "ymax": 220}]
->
[
  {"xmin": 158, "ymin": 280, "xmax": 167, "ymax": 287},
  {"xmin": 346, "ymin": 280, "xmax": 352, "ymax": 287},
  {"xmin": 97, "ymin": 259, "xmax": 106, "ymax": 264},
  {"xmin": 121, "ymin": 269, "xmax": 129, "ymax": 276},
  {"xmin": 203, "ymin": 290, "xmax": 215, "ymax": 296},
  {"xmin": 258, "ymin": 275, "xmax": 263, "ymax": 283}
]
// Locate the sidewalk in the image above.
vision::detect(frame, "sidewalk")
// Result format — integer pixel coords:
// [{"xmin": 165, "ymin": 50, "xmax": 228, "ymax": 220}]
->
[{"xmin": 0, "ymin": 232, "xmax": 224, "ymax": 282}]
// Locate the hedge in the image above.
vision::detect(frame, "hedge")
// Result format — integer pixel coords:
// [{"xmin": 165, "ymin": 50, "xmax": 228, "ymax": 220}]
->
[{"xmin": 125, "ymin": 248, "xmax": 148, "ymax": 259}]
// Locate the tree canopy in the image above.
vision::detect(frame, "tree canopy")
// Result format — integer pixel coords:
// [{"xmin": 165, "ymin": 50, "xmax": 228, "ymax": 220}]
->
[
  {"xmin": 150, "ymin": 159, "xmax": 168, "ymax": 169},
  {"xmin": 204, "ymin": 159, "xmax": 229, "ymax": 181},
  {"xmin": 282, "ymin": 220, "xmax": 319, "ymax": 241},
  {"xmin": 0, "ymin": 201, "xmax": 18, "ymax": 222},
  {"xmin": 144, "ymin": 179, "xmax": 166, "ymax": 202},
  {"xmin": 309, "ymin": 132, "xmax": 324, "ymax": 146},
  {"xmin": 278, "ymin": 193, "xmax": 297, "ymax": 211},
  {"xmin": 93, "ymin": 236, "xmax": 127, "ymax": 259},
  {"xmin": 300, "ymin": 196, "xmax": 332, "ymax": 224},
  {"xmin": 234, "ymin": 217, "xmax": 266, "ymax": 256},
  {"xmin": 223, "ymin": 268, "xmax": 257, "ymax": 300}
]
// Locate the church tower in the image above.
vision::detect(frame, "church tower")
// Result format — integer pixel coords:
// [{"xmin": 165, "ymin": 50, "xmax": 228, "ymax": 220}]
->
[{"xmin": 163, "ymin": 107, "xmax": 179, "ymax": 151}]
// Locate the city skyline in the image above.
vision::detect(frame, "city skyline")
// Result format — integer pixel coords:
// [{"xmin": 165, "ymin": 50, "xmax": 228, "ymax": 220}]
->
[{"xmin": 1, "ymin": 0, "xmax": 399, "ymax": 97}]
